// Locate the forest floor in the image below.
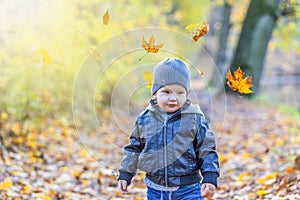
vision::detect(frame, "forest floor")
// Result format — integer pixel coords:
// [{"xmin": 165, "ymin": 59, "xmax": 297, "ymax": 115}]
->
[{"xmin": 0, "ymin": 94, "xmax": 299, "ymax": 200}]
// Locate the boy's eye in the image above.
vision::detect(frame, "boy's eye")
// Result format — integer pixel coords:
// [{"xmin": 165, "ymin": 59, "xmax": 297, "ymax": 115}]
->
[{"xmin": 163, "ymin": 90, "xmax": 170, "ymax": 93}]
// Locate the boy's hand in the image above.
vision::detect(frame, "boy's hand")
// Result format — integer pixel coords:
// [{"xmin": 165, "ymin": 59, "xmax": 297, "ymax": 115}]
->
[
  {"xmin": 118, "ymin": 180, "xmax": 128, "ymax": 194},
  {"xmin": 201, "ymin": 183, "xmax": 216, "ymax": 199}
]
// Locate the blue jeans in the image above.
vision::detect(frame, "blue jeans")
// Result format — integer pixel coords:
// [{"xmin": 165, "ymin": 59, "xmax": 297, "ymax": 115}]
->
[{"xmin": 146, "ymin": 182, "xmax": 204, "ymax": 200}]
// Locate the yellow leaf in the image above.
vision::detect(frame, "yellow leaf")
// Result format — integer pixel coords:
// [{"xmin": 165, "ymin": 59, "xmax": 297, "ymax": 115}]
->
[
  {"xmin": 81, "ymin": 179, "xmax": 90, "ymax": 186},
  {"xmin": 185, "ymin": 23, "xmax": 200, "ymax": 30},
  {"xmin": 142, "ymin": 71, "xmax": 153, "ymax": 90},
  {"xmin": 133, "ymin": 197, "xmax": 144, "ymax": 200},
  {"xmin": 12, "ymin": 123, "xmax": 21, "ymax": 135},
  {"xmin": 237, "ymin": 172, "xmax": 251, "ymax": 182},
  {"xmin": 0, "ymin": 177, "xmax": 13, "ymax": 189},
  {"xmin": 243, "ymin": 152, "xmax": 252, "ymax": 159},
  {"xmin": 141, "ymin": 35, "xmax": 165, "ymax": 53},
  {"xmin": 218, "ymin": 154, "xmax": 228, "ymax": 163},
  {"xmin": 226, "ymin": 67, "xmax": 253, "ymax": 94},
  {"xmin": 1, "ymin": 111, "xmax": 8, "ymax": 120},
  {"xmin": 275, "ymin": 138, "xmax": 284, "ymax": 146},
  {"xmin": 24, "ymin": 185, "xmax": 32, "ymax": 191},
  {"xmin": 257, "ymin": 172, "xmax": 277, "ymax": 184},
  {"xmin": 257, "ymin": 177, "xmax": 266, "ymax": 184},
  {"xmin": 249, "ymin": 193, "xmax": 256, "ymax": 199},
  {"xmin": 265, "ymin": 172, "xmax": 277, "ymax": 180},
  {"xmin": 40, "ymin": 48, "xmax": 51, "ymax": 65},
  {"xmin": 73, "ymin": 169, "xmax": 82, "ymax": 178},
  {"xmin": 256, "ymin": 189, "xmax": 269, "ymax": 196},
  {"xmin": 35, "ymin": 193, "xmax": 52, "ymax": 199},
  {"xmin": 16, "ymin": 136, "xmax": 24, "ymax": 144},
  {"xmin": 103, "ymin": 9, "xmax": 110, "ymax": 25}
]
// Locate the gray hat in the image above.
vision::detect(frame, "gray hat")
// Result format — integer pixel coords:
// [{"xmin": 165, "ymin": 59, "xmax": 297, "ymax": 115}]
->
[{"xmin": 152, "ymin": 58, "xmax": 190, "ymax": 95}]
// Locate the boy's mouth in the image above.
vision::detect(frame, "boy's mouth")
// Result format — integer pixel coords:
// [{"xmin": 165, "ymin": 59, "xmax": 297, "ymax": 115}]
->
[{"xmin": 167, "ymin": 103, "xmax": 178, "ymax": 107}]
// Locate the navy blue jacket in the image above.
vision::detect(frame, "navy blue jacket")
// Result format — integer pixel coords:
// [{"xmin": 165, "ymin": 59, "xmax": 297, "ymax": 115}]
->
[{"xmin": 118, "ymin": 99, "xmax": 220, "ymax": 187}]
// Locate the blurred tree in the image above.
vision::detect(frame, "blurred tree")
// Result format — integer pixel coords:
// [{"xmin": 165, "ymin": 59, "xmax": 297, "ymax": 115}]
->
[
  {"xmin": 208, "ymin": 0, "xmax": 233, "ymax": 93},
  {"xmin": 215, "ymin": 1, "xmax": 231, "ymax": 77},
  {"xmin": 227, "ymin": 0, "xmax": 281, "ymax": 94}
]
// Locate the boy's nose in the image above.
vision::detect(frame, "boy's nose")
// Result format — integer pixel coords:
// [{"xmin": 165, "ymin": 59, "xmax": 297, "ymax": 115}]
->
[{"xmin": 169, "ymin": 94, "xmax": 176, "ymax": 101}]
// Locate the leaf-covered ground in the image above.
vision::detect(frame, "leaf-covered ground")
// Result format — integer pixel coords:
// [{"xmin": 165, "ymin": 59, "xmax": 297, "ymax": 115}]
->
[{"xmin": 0, "ymin": 95, "xmax": 299, "ymax": 200}]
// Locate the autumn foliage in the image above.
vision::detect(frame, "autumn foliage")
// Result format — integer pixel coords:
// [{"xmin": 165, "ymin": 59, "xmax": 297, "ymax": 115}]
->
[
  {"xmin": 226, "ymin": 67, "xmax": 253, "ymax": 94},
  {"xmin": 141, "ymin": 34, "xmax": 165, "ymax": 53},
  {"xmin": 185, "ymin": 22, "xmax": 210, "ymax": 42},
  {"xmin": 1, "ymin": 95, "xmax": 299, "ymax": 199}
]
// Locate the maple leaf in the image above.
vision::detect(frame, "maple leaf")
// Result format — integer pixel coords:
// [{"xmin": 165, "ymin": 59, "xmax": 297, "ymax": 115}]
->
[
  {"xmin": 192, "ymin": 22, "xmax": 210, "ymax": 42},
  {"xmin": 103, "ymin": 9, "xmax": 110, "ymax": 25},
  {"xmin": 226, "ymin": 67, "xmax": 253, "ymax": 94},
  {"xmin": 40, "ymin": 48, "xmax": 51, "ymax": 65},
  {"xmin": 141, "ymin": 35, "xmax": 165, "ymax": 53},
  {"xmin": 142, "ymin": 70, "xmax": 153, "ymax": 90}
]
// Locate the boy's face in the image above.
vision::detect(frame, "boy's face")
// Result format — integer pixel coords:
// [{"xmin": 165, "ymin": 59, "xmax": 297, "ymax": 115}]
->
[{"xmin": 155, "ymin": 84, "xmax": 187, "ymax": 113}]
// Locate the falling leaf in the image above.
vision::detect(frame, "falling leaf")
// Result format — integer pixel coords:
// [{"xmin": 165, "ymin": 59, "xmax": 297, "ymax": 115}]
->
[
  {"xmin": 40, "ymin": 48, "xmax": 51, "ymax": 65},
  {"xmin": 192, "ymin": 22, "xmax": 210, "ymax": 42},
  {"xmin": 141, "ymin": 35, "xmax": 165, "ymax": 53},
  {"xmin": 185, "ymin": 23, "xmax": 200, "ymax": 30},
  {"xmin": 103, "ymin": 9, "xmax": 110, "ymax": 25},
  {"xmin": 226, "ymin": 67, "xmax": 253, "ymax": 94},
  {"xmin": 143, "ymin": 71, "xmax": 153, "ymax": 90}
]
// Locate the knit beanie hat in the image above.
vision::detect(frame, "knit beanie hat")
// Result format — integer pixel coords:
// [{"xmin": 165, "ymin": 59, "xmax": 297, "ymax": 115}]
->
[{"xmin": 152, "ymin": 58, "xmax": 191, "ymax": 95}]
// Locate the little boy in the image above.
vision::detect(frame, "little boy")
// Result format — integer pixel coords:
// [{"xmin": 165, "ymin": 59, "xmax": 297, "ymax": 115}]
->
[{"xmin": 118, "ymin": 58, "xmax": 220, "ymax": 199}]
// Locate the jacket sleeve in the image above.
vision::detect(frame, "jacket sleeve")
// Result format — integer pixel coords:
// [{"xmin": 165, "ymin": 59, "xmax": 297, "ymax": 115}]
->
[
  {"xmin": 194, "ymin": 113, "xmax": 220, "ymax": 187},
  {"xmin": 118, "ymin": 119, "xmax": 144, "ymax": 186}
]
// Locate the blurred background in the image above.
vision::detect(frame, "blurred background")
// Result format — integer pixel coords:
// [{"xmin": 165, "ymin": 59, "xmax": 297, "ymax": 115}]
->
[{"xmin": 1, "ymin": 0, "xmax": 299, "ymax": 124}]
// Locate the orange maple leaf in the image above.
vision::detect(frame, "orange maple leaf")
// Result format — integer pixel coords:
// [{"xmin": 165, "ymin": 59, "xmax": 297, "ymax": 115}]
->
[
  {"xmin": 192, "ymin": 22, "xmax": 210, "ymax": 42},
  {"xmin": 226, "ymin": 67, "xmax": 253, "ymax": 94},
  {"xmin": 141, "ymin": 35, "xmax": 165, "ymax": 53}
]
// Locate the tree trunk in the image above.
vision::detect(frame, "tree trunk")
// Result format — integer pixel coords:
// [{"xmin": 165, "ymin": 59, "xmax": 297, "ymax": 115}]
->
[
  {"xmin": 209, "ymin": 1, "xmax": 232, "ymax": 93},
  {"xmin": 227, "ymin": 0, "xmax": 281, "ymax": 94}
]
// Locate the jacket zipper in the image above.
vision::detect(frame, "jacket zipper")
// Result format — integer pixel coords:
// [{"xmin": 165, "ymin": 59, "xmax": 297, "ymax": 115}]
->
[{"xmin": 163, "ymin": 118, "xmax": 168, "ymax": 187}]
